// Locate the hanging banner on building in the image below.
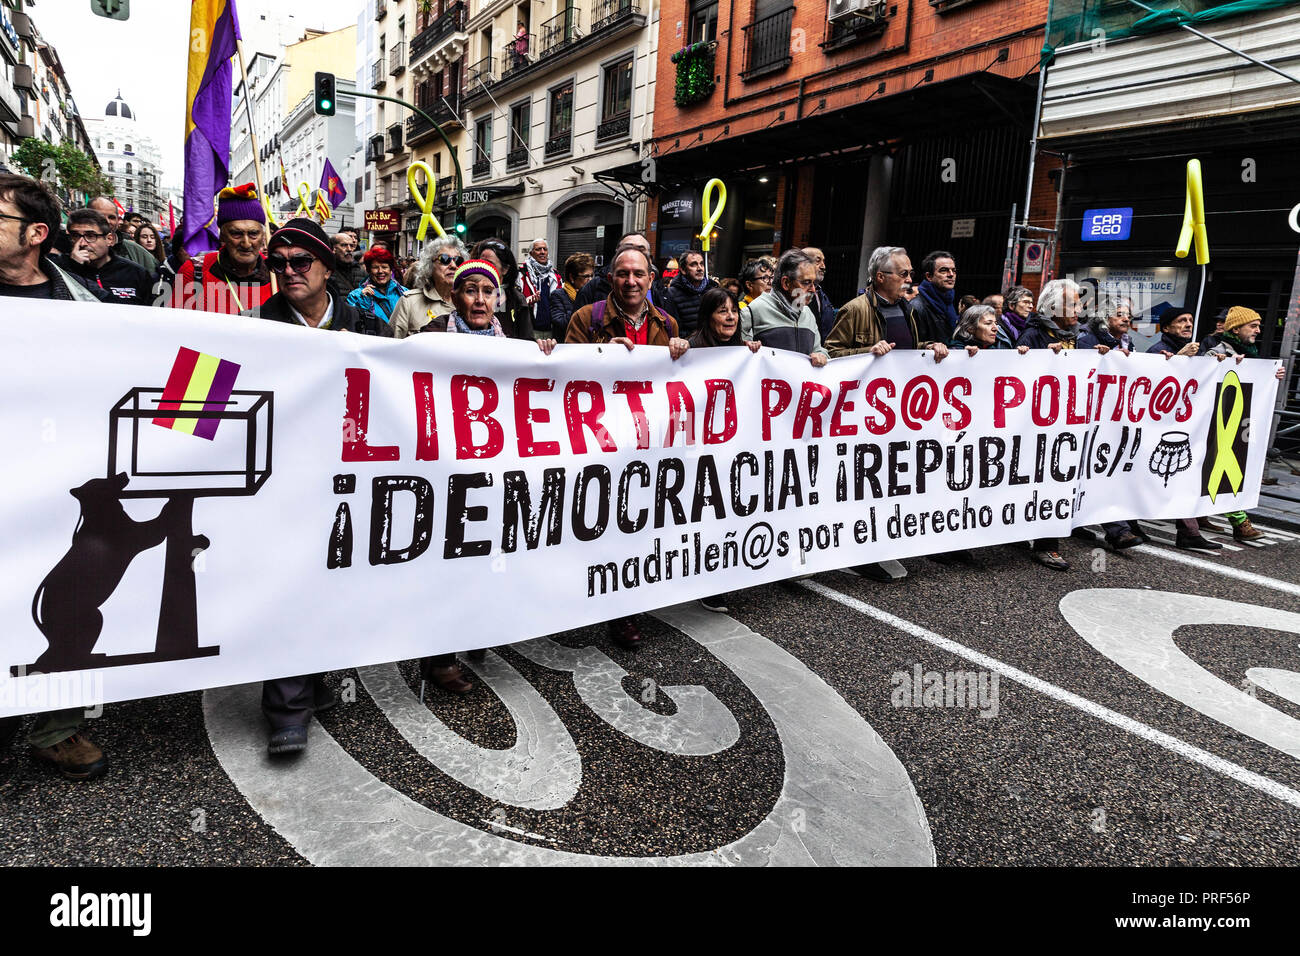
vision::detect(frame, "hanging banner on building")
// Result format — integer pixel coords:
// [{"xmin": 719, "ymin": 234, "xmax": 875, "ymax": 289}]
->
[{"xmin": 0, "ymin": 301, "xmax": 1279, "ymax": 717}]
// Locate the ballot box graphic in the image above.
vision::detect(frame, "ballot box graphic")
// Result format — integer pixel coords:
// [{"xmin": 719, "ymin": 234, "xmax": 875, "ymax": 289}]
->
[{"xmin": 16, "ymin": 348, "xmax": 273, "ymax": 676}]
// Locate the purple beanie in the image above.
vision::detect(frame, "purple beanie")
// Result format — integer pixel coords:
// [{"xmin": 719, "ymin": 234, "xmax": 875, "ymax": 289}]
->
[{"xmin": 217, "ymin": 183, "xmax": 266, "ymax": 226}]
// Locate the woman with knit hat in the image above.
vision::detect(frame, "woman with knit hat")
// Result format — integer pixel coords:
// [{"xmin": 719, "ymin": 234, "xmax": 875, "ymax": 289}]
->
[
  {"xmin": 1204, "ymin": 305, "xmax": 1287, "ymax": 543},
  {"xmin": 411, "ymin": 258, "xmax": 557, "ymax": 694}
]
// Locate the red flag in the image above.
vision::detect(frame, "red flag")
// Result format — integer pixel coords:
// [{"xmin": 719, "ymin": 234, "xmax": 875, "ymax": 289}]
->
[{"xmin": 169, "ymin": 201, "xmax": 176, "ymax": 234}]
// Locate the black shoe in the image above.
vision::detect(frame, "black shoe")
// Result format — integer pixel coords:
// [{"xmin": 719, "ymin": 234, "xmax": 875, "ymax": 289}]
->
[
  {"xmin": 268, "ymin": 725, "xmax": 308, "ymax": 755},
  {"xmin": 1176, "ymin": 530, "xmax": 1223, "ymax": 551},
  {"xmin": 467, "ymin": 648, "xmax": 488, "ymax": 662},
  {"xmin": 608, "ymin": 617, "xmax": 643, "ymax": 650},
  {"xmin": 700, "ymin": 594, "xmax": 730, "ymax": 613},
  {"xmin": 852, "ymin": 561, "xmax": 899, "ymax": 582},
  {"xmin": 1071, "ymin": 527, "xmax": 1101, "ymax": 544},
  {"xmin": 0, "ymin": 715, "xmax": 20, "ymax": 755},
  {"xmin": 1127, "ymin": 521, "xmax": 1150, "ymax": 544},
  {"xmin": 1107, "ymin": 531, "xmax": 1143, "ymax": 551}
]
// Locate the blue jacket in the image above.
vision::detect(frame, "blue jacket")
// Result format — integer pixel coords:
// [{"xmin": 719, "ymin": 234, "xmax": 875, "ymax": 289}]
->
[
  {"xmin": 1077, "ymin": 324, "xmax": 1131, "ymax": 351},
  {"xmin": 346, "ymin": 278, "xmax": 405, "ymax": 324}
]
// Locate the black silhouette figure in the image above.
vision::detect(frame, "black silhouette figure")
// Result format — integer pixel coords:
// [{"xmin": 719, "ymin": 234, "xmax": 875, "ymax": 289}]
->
[{"xmin": 20, "ymin": 472, "xmax": 216, "ymax": 675}]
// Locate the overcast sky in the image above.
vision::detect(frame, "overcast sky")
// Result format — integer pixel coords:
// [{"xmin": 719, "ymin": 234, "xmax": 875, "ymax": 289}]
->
[{"xmin": 35, "ymin": 0, "xmax": 362, "ymax": 190}]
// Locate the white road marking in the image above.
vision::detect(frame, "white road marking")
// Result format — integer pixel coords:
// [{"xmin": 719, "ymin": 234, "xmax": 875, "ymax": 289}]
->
[
  {"xmin": 801, "ymin": 579, "xmax": 1300, "ymax": 811},
  {"xmin": 1132, "ymin": 544, "xmax": 1300, "ymax": 597}
]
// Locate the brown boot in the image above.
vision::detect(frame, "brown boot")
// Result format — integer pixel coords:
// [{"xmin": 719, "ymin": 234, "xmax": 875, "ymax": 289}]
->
[
  {"xmin": 30, "ymin": 731, "xmax": 106, "ymax": 781},
  {"xmin": 421, "ymin": 658, "xmax": 473, "ymax": 695},
  {"xmin": 1233, "ymin": 518, "xmax": 1263, "ymax": 542}
]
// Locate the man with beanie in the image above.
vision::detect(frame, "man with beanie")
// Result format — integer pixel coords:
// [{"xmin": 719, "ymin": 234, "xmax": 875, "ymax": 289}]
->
[
  {"xmin": 241, "ymin": 219, "xmax": 389, "ymax": 755},
  {"xmin": 1206, "ymin": 305, "xmax": 1287, "ymax": 543},
  {"xmin": 166, "ymin": 183, "xmax": 274, "ymax": 314},
  {"xmin": 910, "ymin": 250, "xmax": 961, "ymax": 345}
]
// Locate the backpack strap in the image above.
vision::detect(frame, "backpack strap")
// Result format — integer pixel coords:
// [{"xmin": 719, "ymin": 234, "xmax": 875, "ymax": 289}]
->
[{"xmin": 591, "ymin": 299, "xmax": 606, "ymax": 337}]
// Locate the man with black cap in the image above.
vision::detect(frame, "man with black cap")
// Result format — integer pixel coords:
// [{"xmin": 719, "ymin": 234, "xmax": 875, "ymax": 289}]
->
[
  {"xmin": 166, "ymin": 183, "xmax": 275, "ymax": 314},
  {"xmin": 243, "ymin": 217, "xmax": 391, "ymax": 337},
  {"xmin": 241, "ymin": 219, "xmax": 390, "ymax": 756}
]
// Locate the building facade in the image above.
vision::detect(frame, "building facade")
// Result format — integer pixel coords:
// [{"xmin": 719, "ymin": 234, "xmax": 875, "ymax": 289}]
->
[
  {"xmin": 366, "ymin": 0, "xmax": 418, "ymax": 251},
  {"xmin": 281, "ymin": 76, "xmax": 358, "ymax": 229},
  {"xmin": 83, "ymin": 94, "xmax": 163, "ymax": 221},
  {"xmin": 638, "ymin": 0, "xmax": 1055, "ymax": 304}
]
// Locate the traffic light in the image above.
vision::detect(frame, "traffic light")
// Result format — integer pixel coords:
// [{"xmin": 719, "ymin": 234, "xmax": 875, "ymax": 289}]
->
[
  {"xmin": 455, "ymin": 206, "xmax": 467, "ymax": 236},
  {"xmin": 91, "ymin": 0, "xmax": 130, "ymax": 19},
  {"xmin": 314, "ymin": 73, "xmax": 336, "ymax": 117}
]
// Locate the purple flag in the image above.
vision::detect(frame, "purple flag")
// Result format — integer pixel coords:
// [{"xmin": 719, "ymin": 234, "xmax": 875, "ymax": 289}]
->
[
  {"xmin": 183, "ymin": 0, "xmax": 242, "ymax": 255},
  {"xmin": 320, "ymin": 158, "xmax": 347, "ymax": 209}
]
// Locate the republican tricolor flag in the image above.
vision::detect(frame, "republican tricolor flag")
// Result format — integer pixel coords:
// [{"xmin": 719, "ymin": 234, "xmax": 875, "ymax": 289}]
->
[
  {"xmin": 182, "ymin": 0, "xmax": 242, "ymax": 255},
  {"xmin": 153, "ymin": 347, "xmax": 242, "ymax": 441}
]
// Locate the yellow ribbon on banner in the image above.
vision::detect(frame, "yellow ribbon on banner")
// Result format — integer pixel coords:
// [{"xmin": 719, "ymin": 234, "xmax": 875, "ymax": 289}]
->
[
  {"xmin": 1174, "ymin": 159, "xmax": 1210, "ymax": 265},
  {"xmin": 407, "ymin": 162, "xmax": 445, "ymax": 241},
  {"xmin": 1206, "ymin": 370, "xmax": 1246, "ymax": 504},
  {"xmin": 295, "ymin": 181, "xmax": 313, "ymax": 217},
  {"xmin": 699, "ymin": 178, "xmax": 726, "ymax": 253}
]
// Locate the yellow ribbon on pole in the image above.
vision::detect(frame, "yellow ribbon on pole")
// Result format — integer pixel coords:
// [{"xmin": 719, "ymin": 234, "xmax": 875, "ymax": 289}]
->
[
  {"xmin": 407, "ymin": 162, "xmax": 445, "ymax": 241},
  {"xmin": 262, "ymin": 193, "xmax": 280, "ymax": 229},
  {"xmin": 295, "ymin": 181, "xmax": 313, "ymax": 218},
  {"xmin": 699, "ymin": 178, "xmax": 726, "ymax": 253},
  {"xmin": 1174, "ymin": 159, "xmax": 1210, "ymax": 265},
  {"xmin": 1206, "ymin": 370, "xmax": 1246, "ymax": 504}
]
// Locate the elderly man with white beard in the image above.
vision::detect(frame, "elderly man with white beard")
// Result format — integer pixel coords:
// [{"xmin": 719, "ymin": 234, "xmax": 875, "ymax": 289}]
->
[{"xmin": 739, "ymin": 248, "xmax": 828, "ymax": 367}]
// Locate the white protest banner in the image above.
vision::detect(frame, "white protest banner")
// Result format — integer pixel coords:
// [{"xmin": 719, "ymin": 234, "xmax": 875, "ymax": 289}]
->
[{"xmin": 0, "ymin": 300, "xmax": 1279, "ymax": 717}]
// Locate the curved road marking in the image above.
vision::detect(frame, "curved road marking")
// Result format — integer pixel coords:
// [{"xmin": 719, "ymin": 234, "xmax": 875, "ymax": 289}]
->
[
  {"xmin": 357, "ymin": 651, "xmax": 581, "ymax": 811},
  {"xmin": 803, "ymin": 579, "xmax": 1300, "ymax": 810},
  {"xmin": 203, "ymin": 603, "xmax": 933, "ymax": 866}
]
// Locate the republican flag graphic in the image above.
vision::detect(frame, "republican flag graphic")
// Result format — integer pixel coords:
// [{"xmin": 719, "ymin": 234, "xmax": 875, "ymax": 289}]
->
[{"xmin": 152, "ymin": 347, "xmax": 241, "ymax": 441}]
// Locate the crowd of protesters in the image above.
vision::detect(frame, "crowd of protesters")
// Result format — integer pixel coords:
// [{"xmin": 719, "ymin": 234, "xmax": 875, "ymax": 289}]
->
[{"xmin": 0, "ymin": 172, "xmax": 1285, "ymax": 773}]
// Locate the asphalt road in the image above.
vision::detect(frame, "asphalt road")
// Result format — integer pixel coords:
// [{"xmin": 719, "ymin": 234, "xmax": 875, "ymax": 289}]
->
[{"xmin": 2, "ymin": 517, "xmax": 1298, "ymax": 866}]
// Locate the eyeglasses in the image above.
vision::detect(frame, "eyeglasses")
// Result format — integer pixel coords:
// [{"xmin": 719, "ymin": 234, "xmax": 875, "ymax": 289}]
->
[
  {"xmin": 0, "ymin": 212, "xmax": 33, "ymax": 226},
  {"xmin": 267, "ymin": 253, "xmax": 317, "ymax": 275},
  {"xmin": 437, "ymin": 254, "xmax": 466, "ymax": 266},
  {"xmin": 883, "ymin": 269, "xmax": 913, "ymax": 277},
  {"xmin": 68, "ymin": 231, "xmax": 108, "ymax": 243}
]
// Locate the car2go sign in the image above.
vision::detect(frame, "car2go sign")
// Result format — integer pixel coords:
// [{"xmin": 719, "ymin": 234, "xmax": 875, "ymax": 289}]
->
[{"xmin": 1082, "ymin": 208, "xmax": 1134, "ymax": 242}]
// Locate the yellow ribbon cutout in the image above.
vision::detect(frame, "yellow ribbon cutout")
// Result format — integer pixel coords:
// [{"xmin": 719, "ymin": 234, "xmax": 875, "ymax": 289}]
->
[
  {"xmin": 1206, "ymin": 370, "xmax": 1246, "ymax": 504},
  {"xmin": 699, "ymin": 178, "xmax": 726, "ymax": 253},
  {"xmin": 1174, "ymin": 159, "xmax": 1210, "ymax": 265},
  {"xmin": 407, "ymin": 162, "xmax": 445, "ymax": 241},
  {"xmin": 296, "ymin": 181, "xmax": 313, "ymax": 217},
  {"xmin": 262, "ymin": 193, "xmax": 279, "ymax": 229}
]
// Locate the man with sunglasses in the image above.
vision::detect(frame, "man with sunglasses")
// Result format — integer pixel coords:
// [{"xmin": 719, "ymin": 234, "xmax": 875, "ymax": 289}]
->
[
  {"xmin": 390, "ymin": 236, "xmax": 468, "ymax": 338},
  {"xmin": 60, "ymin": 208, "xmax": 154, "ymax": 306},
  {"xmin": 0, "ymin": 174, "xmax": 113, "ymax": 780},
  {"xmin": 166, "ymin": 184, "xmax": 275, "ymax": 315}
]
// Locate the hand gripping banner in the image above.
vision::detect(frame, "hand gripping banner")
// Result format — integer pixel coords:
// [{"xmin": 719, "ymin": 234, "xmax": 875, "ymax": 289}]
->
[{"xmin": 0, "ymin": 300, "xmax": 1280, "ymax": 716}]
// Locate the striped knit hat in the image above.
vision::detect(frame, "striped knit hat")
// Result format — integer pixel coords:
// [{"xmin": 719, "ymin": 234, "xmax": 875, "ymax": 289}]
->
[
  {"xmin": 452, "ymin": 258, "xmax": 501, "ymax": 290},
  {"xmin": 217, "ymin": 183, "xmax": 265, "ymax": 226}
]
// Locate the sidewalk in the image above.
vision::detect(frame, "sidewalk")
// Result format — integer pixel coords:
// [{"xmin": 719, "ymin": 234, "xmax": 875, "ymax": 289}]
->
[{"xmin": 1256, "ymin": 458, "xmax": 1300, "ymax": 530}]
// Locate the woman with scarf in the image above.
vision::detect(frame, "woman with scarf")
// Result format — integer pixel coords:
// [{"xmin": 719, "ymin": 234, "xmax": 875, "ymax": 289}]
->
[
  {"xmin": 951, "ymin": 303, "xmax": 1030, "ymax": 354},
  {"xmin": 412, "ymin": 260, "xmax": 557, "ymax": 693},
  {"xmin": 346, "ymin": 247, "xmax": 406, "ymax": 326},
  {"xmin": 999, "ymin": 286, "xmax": 1036, "ymax": 348},
  {"xmin": 548, "ymin": 251, "xmax": 593, "ymax": 332},
  {"xmin": 390, "ymin": 236, "xmax": 466, "ymax": 338},
  {"xmin": 1078, "ymin": 294, "xmax": 1134, "ymax": 351},
  {"xmin": 471, "ymin": 238, "xmax": 536, "ymax": 340}
]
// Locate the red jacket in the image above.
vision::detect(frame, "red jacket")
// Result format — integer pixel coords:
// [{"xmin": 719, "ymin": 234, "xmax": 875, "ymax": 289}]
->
[{"xmin": 169, "ymin": 252, "xmax": 274, "ymax": 315}]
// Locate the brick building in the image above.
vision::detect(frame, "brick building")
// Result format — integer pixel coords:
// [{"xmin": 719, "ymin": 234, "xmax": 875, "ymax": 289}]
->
[{"xmin": 621, "ymin": 0, "xmax": 1058, "ymax": 304}]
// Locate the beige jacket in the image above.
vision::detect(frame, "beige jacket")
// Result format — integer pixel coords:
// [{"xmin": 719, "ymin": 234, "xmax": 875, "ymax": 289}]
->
[{"xmin": 390, "ymin": 284, "xmax": 455, "ymax": 339}]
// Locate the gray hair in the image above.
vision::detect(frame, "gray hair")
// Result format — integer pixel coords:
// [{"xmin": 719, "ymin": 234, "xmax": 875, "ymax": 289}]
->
[
  {"xmin": 867, "ymin": 246, "xmax": 907, "ymax": 285},
  {"xmin": 529, "ymin": 237, "xmax": 547, "ymax": 248},
  {"xmin": 1087, "ymin": 292, "xmax": 1132, "ymax": 336},
  {"xmin": 1037, "ymin": 278, "xmax": 1082, "ymax": 319},
  {"xmin": 953, "ymin": 304, "xmax": 997, "ymax": 344},
  {"xmin": 776, "ymin": 248, "xmax": 814, "ymax": 290},
  {"xmin": 740, "ymin": 257, "xmax": 771, "ymax": 285},
  {"xmin": 412, "ymin": 234, "xmax": 469, "ymax": 291},
  {"xmin": 1003, "ymin": 285, "xmax": 1032, "ymax": 313}
]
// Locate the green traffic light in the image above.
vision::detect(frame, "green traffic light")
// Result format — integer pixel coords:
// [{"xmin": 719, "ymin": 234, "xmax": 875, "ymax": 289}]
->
[{"xmin": 320, "ymin": 99, "xmax": 332, "ymax": 111}]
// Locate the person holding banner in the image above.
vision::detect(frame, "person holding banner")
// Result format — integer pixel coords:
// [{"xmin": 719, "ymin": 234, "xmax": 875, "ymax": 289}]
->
[
  {"xmin": 825, "ymin": 246, "xmax": 945, "ymax": 362},
  {"xmin": 1077, "ymin": 294, "xmax": 1134, "ymax": 352},
  {"xmin": 565, "ymin": 245, "xmax": 689, "ymax": 650},
  {"xmin": 471, "ymin": 239, "xmax": 536, "ymax": 341},
  {"xmin": 391, "ymin": 235, "xmax": 466, "ymax": 338},
  {"xmin": 998, "ymin": 286, "xmax": 1035, "ymax": 349},
  {"xmin": 0, "ymin": 174, "xmax": 111, "ymax": 779},
  {"xmin": 166, "ymin": 184, "xmax": 274, "ymax": 315},
  {"xmin": 346, "ymin": 247, "xmax": 406, "ymax": 326},
  {"xmin": 741, "ymin": 249, "xmax": 829, "ymax": 366}
]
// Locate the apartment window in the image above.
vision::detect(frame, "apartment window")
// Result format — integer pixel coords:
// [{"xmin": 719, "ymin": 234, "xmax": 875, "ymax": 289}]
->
[
  {"xmin": 474, "ymin": 115, "xmax": 492, "ymax": 178},
  {"xmin": 546, "ymin": 80, "xmax": 573, "ymax": 157},
  {"xmin": 508, "ymin": 99, "xmax": 530, "ymax": 168},
  {"xmin": 689, "ymin": 0, "xmax": 718, "ymax": 44},
  {"xmin": 125, "ymin": 163, "xmax": 133, "ymax": 174},
  {"xmin": 125, "ymin": 143, "xmax": 132, "ymax": 152},
  {"xmin": 107, "ymin": 161, "xmax": 114, "ymax": 172},
  {"xmin": 107, "ymin": 141, "xmax": 114, "ymax": 151},
  {"xmin": 598, "ymin": 56, "xmax": 633, "ymax": 141}
]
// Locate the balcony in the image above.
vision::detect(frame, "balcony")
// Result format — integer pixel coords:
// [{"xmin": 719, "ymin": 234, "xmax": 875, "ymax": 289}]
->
[
  {"xmin": 366, "ymin": 134, "xmax": 385, "ymax": 164},
  {"xmin": 590, "ymin": 0, "xmax": 639, "ymax": 34},
  {"xmin": 466, "ymin": 55, "xmax": 496, "ymax": 89},
  {"xmin": 410, "ymin": 2, "xmax": 468, "ymax": 62},
  {"xmin": 472, "ymin": 155, "xmax": 491, "ymax": 180},
  {"xmin": 507, "ymin": 145, "xmax": 529, "ymax": 169},
  {"xmin": 499, "ymin": 34, "xmax": 536, "ymax": 80},
  {"xmin": 387, "ymin": 122, "xmax": 404, "ymax": 154},
  {"xmin": 376, "ymin": 0, "xmax": 387, "ymax": 19},
  {"xmin": 406, "ymin": 96, "xmax": 464, "ymax": 144},
  {"xmin": 389, "ymin": 41, "xmax": 406, "ymax": 76},
  {"xmin": 14, "ymin": 63, "xmax": 34, "ymax": 92},
  {"xmin": 596, "ymin": 113, "xmax": 630, "ymax": 142},
  {"xmin": 541, "ymin": 5, "xmax": 582, "ymax": 58},
  {"xmin": 372, "ymin": 59, "xmax": 386, "ymax": 89},
  {"xmin": 741, "ymin": 6, "xmax": 795, "ymax": 80},
  {"xmin": 545, "ymin": 129, "xmax": 572, "ymax": 158}
]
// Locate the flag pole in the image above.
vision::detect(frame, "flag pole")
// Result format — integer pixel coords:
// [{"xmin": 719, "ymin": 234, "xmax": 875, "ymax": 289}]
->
[{"xmin": 234, "ymin": 36, "xmax": 276, "ymax": 293}]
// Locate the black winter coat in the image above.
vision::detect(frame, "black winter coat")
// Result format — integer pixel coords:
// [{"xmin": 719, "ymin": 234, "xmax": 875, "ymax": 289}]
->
[
  {"xmin": 243, "ymin": 292, "xmax": 393, "ymax": 336},
  {"xmin": 662, "ymin": 274, "xmax": 718, "ymax": 338}
]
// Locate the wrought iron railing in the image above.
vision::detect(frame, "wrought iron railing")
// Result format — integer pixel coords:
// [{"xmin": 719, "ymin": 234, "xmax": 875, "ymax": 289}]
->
[
  {"xmin": 741, "ymin": 6, "xmax": 795, "ymax": 78},
  {"xmin": 545, "ymin": 129, "xmax": 572, "ymax": 157},
  {"xmin": 466, "ymin": 56, "xmax": 496, "ymax": 89},
  {"xmin": 387, "ymin": 123, "xmax": 404, "ymax": 154},
  {"xmin": 541, "ymin": 4, "xmax": 582, "ymax": 57},
  {"xmin": 410, "ymin": 2, "xmax": 468, "ymax": 60},
  {"xmin": 389, "ymin": 40, "xmax": 406, "ymax": 75},
  {"xmin": 590, "ymin": 0, "xmax": 639, "ymax": 33},
  {"xmin": 371, "ymin": 60, "xmax": 386, "ymax": 89},
  {"xmin": 507, "ymin": 145, "xmax": 529, "ymax": 169},
  {"xmin": 500, "ymin": 33, "xmax": 536, "ymax": 79},
  {"xmin": 472, "ymin": 155, "xmax": 491, "ymax": 179},
  {"xmin": 597, "ymin": 113, "xmax": 630, "ymax": 141}
]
